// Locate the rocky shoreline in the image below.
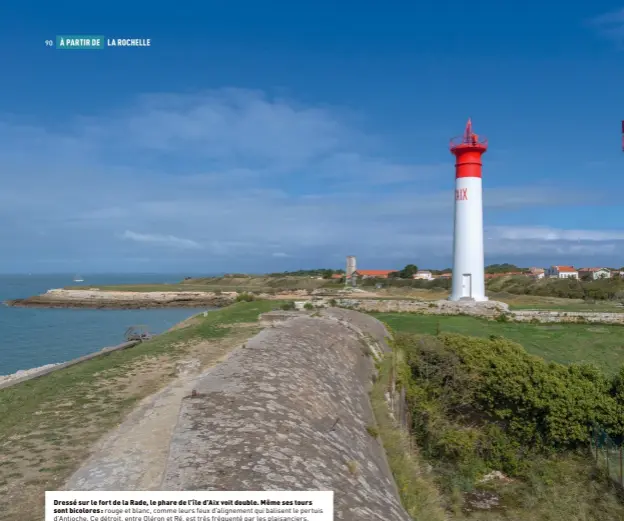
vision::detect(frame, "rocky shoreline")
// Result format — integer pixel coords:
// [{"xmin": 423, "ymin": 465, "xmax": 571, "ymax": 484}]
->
[
  {"xmin": 4, "ymin": 289, "xmax": 238, "ymax": 309},
  {"xmin": 0, "ymin": 362, "xmax": 61, "ymax": 386}
]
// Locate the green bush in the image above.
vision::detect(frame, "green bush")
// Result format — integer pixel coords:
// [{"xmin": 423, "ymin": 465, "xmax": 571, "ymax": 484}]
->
[
  {"xmin": 235, "ymin": 292, "xmax": 256, "ymax": 302},
  {"xmin": 303, "ymin": 302, "xmax": 314, "ymax": 310},
  {"xmin": 280, "ymin": 301, "xmax": 296, "ymax": 310},
  {"xmin": 396, "ymin": 332, "xmax": 622, "ymax": 477}
]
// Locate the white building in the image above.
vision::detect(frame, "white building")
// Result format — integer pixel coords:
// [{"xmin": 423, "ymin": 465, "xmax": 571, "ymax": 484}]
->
[
  {"xmin": 412, "ymin": 270, "xmax": 433, "ymax": 280},
  {"xmin": 545, "ymin": 265, "xmax": 578, "ymax": 279},
  {"xmin": 578, "ymin": 267, "xmax": 611, "ymax": 280},
  {"xmin": 528, "ymin": 267, "xmax": 545, "ymax": 279}
]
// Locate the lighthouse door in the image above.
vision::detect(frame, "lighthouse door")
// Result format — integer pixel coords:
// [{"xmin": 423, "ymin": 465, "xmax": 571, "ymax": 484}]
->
[{"xmin": 461, "ymin": 274, "xmax": 472, "ymax": 298}]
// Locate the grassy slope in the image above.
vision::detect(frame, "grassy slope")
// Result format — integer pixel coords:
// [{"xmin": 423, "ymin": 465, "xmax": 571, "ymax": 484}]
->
[
  {"xmin": 371, "ymin": 354, "xmax": 447, "ymax": 521},
  {"xmin": 373, "ymin": 351, "xmax": 624, "ymax": 521},
  {"xmin": 73, "ymin": 276, "xmax": 344, "ymax": 293},
  {"xmin": 493, "ymin": 294, "xmax": 624, "ymax": 312},
  {"xmin": 375, "ymin": 326, "xmax": 624, "ymax": 520},
  {"xmin": 371, "ymin": 313, "xmax": 624, "ymax": 376},
  {"xmin": 0, "ymin": 300, "xmax": 283, "ymax": 521}
]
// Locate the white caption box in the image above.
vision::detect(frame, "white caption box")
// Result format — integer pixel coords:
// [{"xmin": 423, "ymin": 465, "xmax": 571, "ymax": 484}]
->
[{"xmin": 46, "ymin": 490, "xmax": 333, "ymax": 520}]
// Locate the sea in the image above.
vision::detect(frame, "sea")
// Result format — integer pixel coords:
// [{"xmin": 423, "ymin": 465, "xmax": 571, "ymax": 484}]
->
[{"xmin": 0, "ymin": 273, "xmax": 212, "ymax": 376}]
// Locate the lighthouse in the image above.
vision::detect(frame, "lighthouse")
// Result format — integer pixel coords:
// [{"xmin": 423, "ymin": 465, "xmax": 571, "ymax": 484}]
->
[{"xmin": 449, "ymin": 119, "xmax": 488, "ymax": 302}]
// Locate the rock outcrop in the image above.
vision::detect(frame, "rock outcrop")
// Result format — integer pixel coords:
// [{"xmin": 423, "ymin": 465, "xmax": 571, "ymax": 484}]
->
[{"xmin": 5, "ymin": 289, "xmax": 237, "ymax": 309}]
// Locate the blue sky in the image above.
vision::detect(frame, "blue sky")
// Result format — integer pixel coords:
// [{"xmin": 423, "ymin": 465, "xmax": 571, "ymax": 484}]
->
[{"xmin": 1, "ymin": 1, "xmax": 624, "ymax": 273}]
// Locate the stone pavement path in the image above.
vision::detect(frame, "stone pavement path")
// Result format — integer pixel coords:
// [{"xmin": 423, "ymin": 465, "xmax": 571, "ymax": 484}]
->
[{"xmin": 65, "ymin": 308, "xmax": 411, "ymax": 521}]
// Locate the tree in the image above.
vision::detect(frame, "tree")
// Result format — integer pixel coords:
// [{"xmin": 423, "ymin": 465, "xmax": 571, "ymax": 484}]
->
[
  {"xmin": 485, "ymin": 263, "xmax": 524, "ymax": 274},
  {"xmin": 397, "ymin": 264, "xmax": 419, "ymax": 279}
]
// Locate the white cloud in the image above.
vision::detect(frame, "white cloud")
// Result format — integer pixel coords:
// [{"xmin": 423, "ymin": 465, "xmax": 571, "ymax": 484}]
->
[
  {"xmin": 483, "ymin": 226, "xmax": 624, "ymax": 258},
  {"xmin": 0, "ymin": 87, "xmax": 620, "ymax": 272},
  {"xmin": 589, "ymin": 9, "xmax": 624, "ymax": 45},
  {"xmin": 120, "ymin": 230, "xmax": 202, "ymax": 249},
  {"xmin": 488, "ymin": 226, "xmax": 624, "ymax": 242}
]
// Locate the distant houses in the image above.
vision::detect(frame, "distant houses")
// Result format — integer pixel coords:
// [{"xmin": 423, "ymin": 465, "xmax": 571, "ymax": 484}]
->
[
  {"xmin": 331, "ymin": 264, "xmax": 620, "ymax": 284},
  {"xmin": 545, "ymin": 266, "xmax": 578, "ymax": 279},
  {"xmin": 351, "ymin": 269, "xmax": 398, "ymax": 279},
  {"xmin": 528, "ymin": 267, "xmax": 545, "ymax": 279},
  {"xmin": 578, "ymin": 267, "xmax": 611, "ymax": 280}
]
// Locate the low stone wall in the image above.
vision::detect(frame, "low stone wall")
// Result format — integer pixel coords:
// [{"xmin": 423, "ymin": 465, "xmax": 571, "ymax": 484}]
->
[
  {"xmin": 66, "ymin": 308, "xmax": 410, "ymax": 520},
  {"xmin": 162, "ymin": 309, "xmax": 408, "ymax": 520},
  {"xmin": 512, "ymin": 310, "xmax": 624, "ymax": 325},
  {"xmin": 319, "ymin": 298, "xmax": 624, "ymax": 326},
  {"xmin": 259, "ymin": 310, "xmax": 305, "ymax": 324},
  {"xmin": 335, "ymin": 298, "xmax": 509, "ymax": 318}
]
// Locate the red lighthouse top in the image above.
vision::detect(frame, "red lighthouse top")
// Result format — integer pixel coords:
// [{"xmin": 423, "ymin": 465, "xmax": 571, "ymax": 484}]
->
[
  {"xmin": 450, "ymin": 119, "xmax": 487, "ymax": 179},
  {"xmin": 450, "ymin": 118, "xmax": 488, "ymax": 152}
]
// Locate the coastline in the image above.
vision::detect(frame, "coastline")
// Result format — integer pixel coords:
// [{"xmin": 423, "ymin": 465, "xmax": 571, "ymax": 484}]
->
[
  {"xmin": 0, "ymin": 362, "xmax": 60, "ymax": 385},
  {"xmin": 0, "ymin": 308, "xmax": 210, "ymax": 386},
  {"xmin": 0, "ymin": 300, "xmax": 283, "ymax": 520},
  {"xmin": 4, "ymin": 288, "xmax": 238, "ymax": 309}
]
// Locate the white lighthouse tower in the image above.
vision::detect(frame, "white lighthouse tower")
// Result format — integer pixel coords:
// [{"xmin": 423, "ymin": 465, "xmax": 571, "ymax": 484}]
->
[{"xmin": 449, "ymin": 119, "xmax": 488, "ymax": 302}]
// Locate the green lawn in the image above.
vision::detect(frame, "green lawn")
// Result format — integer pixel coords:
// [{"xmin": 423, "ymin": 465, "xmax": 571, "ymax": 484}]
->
[{"xmin": 371, "ymin": 312, "xmax": 624, "ymax": 376}]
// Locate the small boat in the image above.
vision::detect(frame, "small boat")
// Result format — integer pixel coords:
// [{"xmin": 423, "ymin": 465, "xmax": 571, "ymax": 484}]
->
[{"xmin": 73, "ymin": 274, "xmax": 84, "ymax": 282}]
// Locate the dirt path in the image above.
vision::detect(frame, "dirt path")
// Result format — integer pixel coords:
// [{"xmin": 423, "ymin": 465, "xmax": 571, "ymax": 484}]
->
[{"xmin": 65, "ymin": 360, "xmax": 200, "ymax": 490}]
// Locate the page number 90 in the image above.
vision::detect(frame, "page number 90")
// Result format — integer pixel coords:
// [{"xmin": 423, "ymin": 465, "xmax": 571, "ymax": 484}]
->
[{"xmin": 45, "ymin": 40, "xmax": 53, "ymax": 47}]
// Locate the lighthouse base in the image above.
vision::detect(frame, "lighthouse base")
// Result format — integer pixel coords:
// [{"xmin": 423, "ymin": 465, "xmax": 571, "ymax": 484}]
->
[{"xmin": 448, "ymin": 295, "xmax": 489, "ymax": 303}]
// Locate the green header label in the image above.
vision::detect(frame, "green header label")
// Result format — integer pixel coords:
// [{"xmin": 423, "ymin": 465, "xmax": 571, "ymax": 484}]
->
[{"xmin": 56, "ymin": 35, "xmax": 105, "ymax": 50}]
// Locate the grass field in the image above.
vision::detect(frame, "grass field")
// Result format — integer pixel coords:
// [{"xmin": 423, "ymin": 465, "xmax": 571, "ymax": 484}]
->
[
  {"xmin": 0, "ymin": 300, "xmax": 283, "ymax": 521},
  {"xmin": 372, "ymin": 312, "xmax": 624, "ymax": 375},
  {"xmin": 67, "ymin": 277, "xmax": 343, "ymax": 293},
  {"xmin": 489, "ymin": 292, "xmax": 624, "ymax": 312}
]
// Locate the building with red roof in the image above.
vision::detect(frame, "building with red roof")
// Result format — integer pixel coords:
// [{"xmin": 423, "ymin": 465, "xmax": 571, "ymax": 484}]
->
[{"xmin": 352, "ymin": 269, "xmax": 398, "ymax": 279}]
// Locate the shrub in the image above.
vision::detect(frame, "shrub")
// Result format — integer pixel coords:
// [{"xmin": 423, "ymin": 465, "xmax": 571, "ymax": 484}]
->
[
  {"xmin": 395, "ymin": 332, "xmax": 621, "ymax": 477},
  {"xmin": 235, "ymin": 292, "xmax": 255, "ymax": 302},
  {"xmin": 366, "ymin": 425, "xmax": 380, "ymax": 438},
  {"xmin": 280, "ymin": 301, "xmax": 295, "ymax": 310},
  {"xmin": 303, "ymin": 302, "xmax": 314, "ymax": 310}
]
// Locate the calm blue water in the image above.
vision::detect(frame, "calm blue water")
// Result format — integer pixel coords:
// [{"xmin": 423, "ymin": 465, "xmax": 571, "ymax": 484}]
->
[{"xmin": 0, "ymin": 274, "xmax": 212, "ymax": 376}]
